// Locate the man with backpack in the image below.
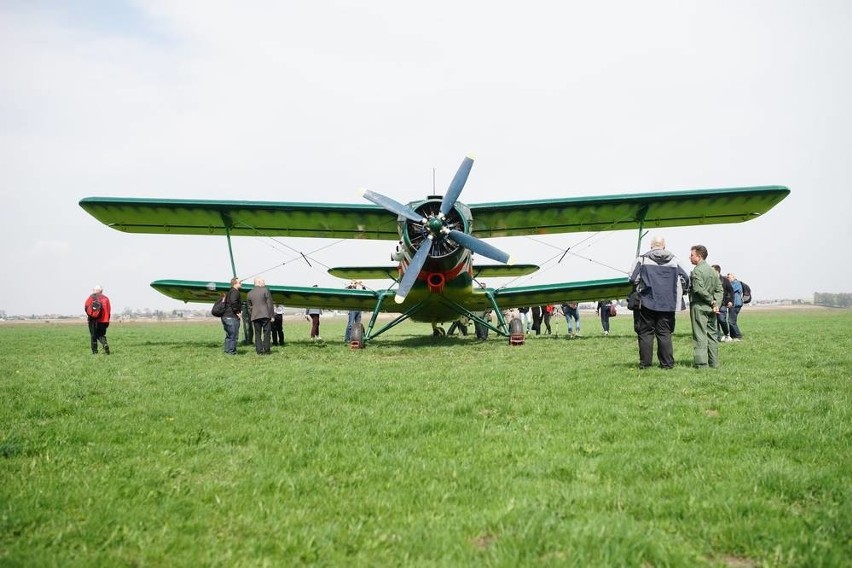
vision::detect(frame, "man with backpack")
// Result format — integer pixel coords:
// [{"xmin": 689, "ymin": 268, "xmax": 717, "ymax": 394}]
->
[
  {"xmin": 221, "ymin": 278, "xmax": 242, "ymax": 355},
  {"xmin": 85, "ymin": 285, "xmax": 112, "ymax": 355},
  {"xmin": 726, "ymin": 273, "xmax": 745, "ymax": 341}
]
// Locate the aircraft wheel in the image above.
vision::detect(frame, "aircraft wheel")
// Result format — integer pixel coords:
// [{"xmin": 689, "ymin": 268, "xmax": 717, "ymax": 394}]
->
[
  {"xmin": 508, "ymin": 317, "xmax": 525, "ymax": 346},
  {"xmin": 508, "ymin": 317, "xmax": 524, "ymax": 335},
  {"xmin": 349, "ymin": 323, "xmax": 366, "ymax": 349},
  {"xmin": 433, "ymin": 326, "xmax": 446, "ymax": 337}
]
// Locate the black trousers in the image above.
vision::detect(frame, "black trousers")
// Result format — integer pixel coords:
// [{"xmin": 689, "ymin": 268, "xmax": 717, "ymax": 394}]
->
[
  {"xmin": 634, "ymin": 307, "xmax": 675, "ymax": 368},
  {"xmin": 272, "ymin": 314, "xmax": 284, "ymax": 345},
  {"xmin": 531, "ymin": 307, "xmax": 542, "ymax": 335},
  {"xmin": 88, "ymin": 320, "xmax": 109, "ymax": 353},
  {"xmin": 252, "ymin": 318, "xmax": 271, "ymax": 354}
]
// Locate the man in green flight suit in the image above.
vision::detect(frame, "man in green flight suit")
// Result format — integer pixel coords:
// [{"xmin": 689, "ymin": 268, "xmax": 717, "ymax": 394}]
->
[{"xmin": 688, "ymin": 244, "xmax": 723, "ymax": 368}]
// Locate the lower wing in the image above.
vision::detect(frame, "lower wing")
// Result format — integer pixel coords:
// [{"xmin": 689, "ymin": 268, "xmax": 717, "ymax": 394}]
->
[
  {"xmin": 152, "ymin": 279, "xmax": 392, "ymax": 312},
  {"xmin": 152, "ymin": 277, "xmax": 632, "ymax": 313},
  {"xmin": 493, "ymin": 278, "xmax": 634, "ymax": 307}
]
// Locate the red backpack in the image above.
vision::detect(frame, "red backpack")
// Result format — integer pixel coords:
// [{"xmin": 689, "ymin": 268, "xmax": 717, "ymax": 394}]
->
[{"xmin": 86, "ymin": 294, "xmax": 102, "ymax": 319}]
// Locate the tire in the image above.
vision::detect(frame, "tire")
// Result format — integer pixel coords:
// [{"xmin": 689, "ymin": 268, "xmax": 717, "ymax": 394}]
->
[{"xmin": 350, "ymin": 322, "xmax": 365, "ymax": 348}]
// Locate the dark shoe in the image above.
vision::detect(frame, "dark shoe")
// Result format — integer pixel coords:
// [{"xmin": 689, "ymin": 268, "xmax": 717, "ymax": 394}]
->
[{"xmin": 104, "ymin": 345, "xmax": 110, "ymax": 355}]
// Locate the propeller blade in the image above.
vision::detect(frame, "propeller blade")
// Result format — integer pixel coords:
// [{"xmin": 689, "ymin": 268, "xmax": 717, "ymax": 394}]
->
[
  {"xmin": 395, "ymin": 235, "xmax": 433, "ymax": 304},
  {"xmin": 447, "ymin": 229, "xmax": 514, "ymax": 265},
  {"xmin": 440, "ymin": 155, "xmax": 475, "ymax": 217},
  {"xmin": 359, "ymin": 189, "xmax": 425, "ymax": 224}
]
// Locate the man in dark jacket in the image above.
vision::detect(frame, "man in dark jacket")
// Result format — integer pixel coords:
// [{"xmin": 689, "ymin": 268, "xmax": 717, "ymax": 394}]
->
[
  {"xmin": 629, "ymin": 236, "xmax": 690, "ymax": 369},
  {"xmin": 221, "ymin": 278, "xmax": 242, "ymax": 355},
  {"xmin": 247, "ymin": 277, "xmax": 275, "ymax": 355}
]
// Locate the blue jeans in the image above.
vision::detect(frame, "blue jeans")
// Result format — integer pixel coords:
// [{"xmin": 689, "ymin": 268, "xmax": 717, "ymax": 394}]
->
[
  {"xmin": 599, "ymin": 308, "xmax": 611, "ymax": 332},
  {"xmin": 345, "ymin": 311, "xmax": 362, "ymax": 342},
  {"xmin": 728, "ymin": 305, "xmax": 743, "ymax": 338},
  {"xmin": 563, "ymin": 308, "xmax": 580, "ymax": 333},
  {"xmin": 222, "ymin": 317, "xmax": 240, "ymax": 354}
]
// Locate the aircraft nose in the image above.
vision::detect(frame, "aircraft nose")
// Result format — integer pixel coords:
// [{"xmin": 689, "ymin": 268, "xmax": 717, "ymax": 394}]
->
[{"xmin": 428, "ymin": 218, "xmax": 444, "ymax": 233}]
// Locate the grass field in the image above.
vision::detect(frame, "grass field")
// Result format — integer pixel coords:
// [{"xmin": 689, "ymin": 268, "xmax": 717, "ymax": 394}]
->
[{"xmin": 1, "ymin": 308, "xmax": 850, "ymax": 566}]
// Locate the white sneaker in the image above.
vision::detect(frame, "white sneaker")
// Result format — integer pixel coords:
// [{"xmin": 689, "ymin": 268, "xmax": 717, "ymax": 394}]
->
[
  {"xmin": 721, "ymin": 336, "xmax": 731, "ymax": 342},
  {"xmin": 604, "ymin": 331, "xmax": 609, "ymax": 336}
]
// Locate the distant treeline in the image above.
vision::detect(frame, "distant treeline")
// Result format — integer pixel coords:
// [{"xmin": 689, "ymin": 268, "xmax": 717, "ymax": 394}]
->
[{"xmin": 814, "ymin": 292, "xmax": 852, "ymax": 308}]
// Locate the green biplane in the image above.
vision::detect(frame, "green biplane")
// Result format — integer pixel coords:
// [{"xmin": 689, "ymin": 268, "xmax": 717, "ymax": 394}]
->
[{"xmin": 79, "ymin": 156, "xmax": 789, "ymax": 343}]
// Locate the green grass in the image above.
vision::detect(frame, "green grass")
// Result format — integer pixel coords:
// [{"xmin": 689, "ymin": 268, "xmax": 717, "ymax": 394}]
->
[{"xmin": 1, "ymin": 309, "xmax": 850, "ymax": 566}]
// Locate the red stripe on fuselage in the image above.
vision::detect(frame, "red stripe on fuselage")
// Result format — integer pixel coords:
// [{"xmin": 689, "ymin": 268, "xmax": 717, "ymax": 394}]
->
[{"xmin": 397, "ymin": 255, "xmax": 471, "ymax": 289}]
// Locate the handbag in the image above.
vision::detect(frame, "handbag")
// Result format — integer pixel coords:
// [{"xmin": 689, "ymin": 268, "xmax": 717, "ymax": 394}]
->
[{"xmin": 627, "ymin": 290, "xmax": 641, "ymax": 311}]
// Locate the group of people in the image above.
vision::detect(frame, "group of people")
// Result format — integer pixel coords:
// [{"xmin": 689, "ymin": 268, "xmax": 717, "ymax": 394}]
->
[
  {"xmin": 86, "ymin": 243, "xmax": 747, "ymax": 365},
  {"xmin": 219, "ymin": 278, "xmax": 328, "ymax": 354},
  {"xmin": 219, "ymin": 277, "xmax": 279, "ymax": 355},
  {"xmin": 628, "ymin": 235, "xmax": 747, "ymax": 369},
  {"xmin": 517, "ymin": 302, "xmax": 617, "ymax": 338},
  {"xmin": 240, "ymin": 301, "xmax": 285, "ymax": 349},
  {"xmin": 220, "ymin": 279, "xmax": 369, "ymax": 353},
  {"xmin": 517, "ymin": 305, "xmax": 556, "ymax": 336}
]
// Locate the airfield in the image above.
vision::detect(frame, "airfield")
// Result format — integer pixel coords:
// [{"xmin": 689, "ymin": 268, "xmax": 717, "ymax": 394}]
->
[{"xmin": 1, "ymin": 306, "xmax": 849, "ymax": 565}]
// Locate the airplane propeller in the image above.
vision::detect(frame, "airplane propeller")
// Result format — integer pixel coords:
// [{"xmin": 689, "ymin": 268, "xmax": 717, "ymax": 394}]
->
[
  {"xmin": 395, "ymin": 234, "xmax": 433, "ymax": 303},
  {"xmin": 440, "ymin": 156, "xmax": 474, "ymax": 218},
  {"xmin": 445, "ymin": 229, "xmax": 513, "ymax": 265},
  {"xmin": 362, "ymin": 155, "xmax": 513, "ymax": 303},
  {"xmin": 359, "ymin": 189, "xmax": 426, "ymax": 224}
]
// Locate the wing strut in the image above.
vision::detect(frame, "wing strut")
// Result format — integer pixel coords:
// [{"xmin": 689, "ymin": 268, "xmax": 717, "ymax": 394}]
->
[
  {"xmin": 221, "ymin": 212, "xmax": 238, "ymax": 278},
  {"xmin": 634, "ymin": 205, "xmax": 649, "ymax": 257},
  {"xmin": 436, "ymin": 290, "xmax": 511, "ymax": 337},
  {"xmin": 363, "ymin": 290, "xmax": 427, "ymax": 340}
]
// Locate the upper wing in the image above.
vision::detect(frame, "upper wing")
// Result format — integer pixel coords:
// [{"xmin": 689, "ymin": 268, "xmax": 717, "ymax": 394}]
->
[
  {"xmin": 79, "ymin": 197, "xmax": 399, "ymax": 240},
  {"xmin": 81, "ymin": 186, "xmax": 788, "ymax": 241},
  {"xmin": 152, "ymin": 279, "xmax": 394, "ymax": 311},
  {"xmin": 494, "ymin": 278, "xmax": 634, "ymax": 307},
  {"xmin": 469, "ymin": 185, "xmax": 790, "ymax": 237}
]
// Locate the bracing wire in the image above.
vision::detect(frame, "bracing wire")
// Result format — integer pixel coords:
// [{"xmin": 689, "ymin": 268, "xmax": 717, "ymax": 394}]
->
[
  {"xmin": 228, "ymin": 220, "xmax": 346, "ymax": 282},
  {"xmin": 494, "ymin": 221, "xmax": 633, "ymax": 291}
]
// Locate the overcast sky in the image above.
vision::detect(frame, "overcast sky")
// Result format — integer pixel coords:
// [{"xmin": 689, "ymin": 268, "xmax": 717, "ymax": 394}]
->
[{"xmin": 2, "ymin": 1, "xmax": 850, "ymax": 316}]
